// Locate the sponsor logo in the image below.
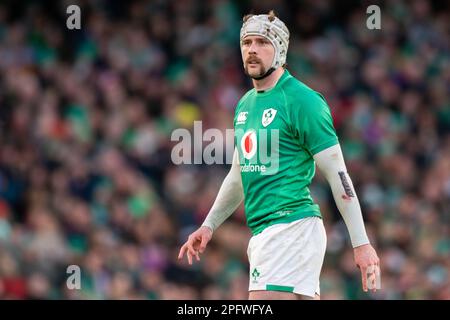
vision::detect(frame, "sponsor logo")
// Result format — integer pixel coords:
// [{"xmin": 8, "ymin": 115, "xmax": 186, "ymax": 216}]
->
[
  {"xmin": 240, "ymin": 164, "xmax": 266, "ymax": 173},
  {"xmin": 241, "ymin": 130, "xmax": 257, "ymax": 160},
  {"xmin": 170, "ymin": 122, "xmax": 280, "ymax": 175},
  {"xmin": 236, "ymin": 111, "xmax": 248, "ymax": 125},
  {"xmin": 274, "ymin": 210, "xmax": 293, "ymax": 216}
]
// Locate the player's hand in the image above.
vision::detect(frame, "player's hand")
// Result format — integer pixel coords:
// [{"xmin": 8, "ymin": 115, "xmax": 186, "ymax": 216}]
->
[
  {"xmin": 353, "ymin": 243, "xmax": 380, "ymax": 292},
  {"xmin": 178, "ymin": 226, "xmax": 213, "ymax": 265}
]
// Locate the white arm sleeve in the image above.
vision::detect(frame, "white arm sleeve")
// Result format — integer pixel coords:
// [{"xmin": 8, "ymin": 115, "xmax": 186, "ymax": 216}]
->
[
  {"xmin": 313, "ymin": 144, "xmax": 370, "ymax": 248},
  {"xmin": 201, "ymin": 148, "xmax": 244, "ymax": 232}
]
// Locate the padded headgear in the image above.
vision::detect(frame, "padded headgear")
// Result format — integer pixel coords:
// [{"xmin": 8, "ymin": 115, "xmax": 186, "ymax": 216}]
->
[{"xmin": 240, "ymin": 13, "xmax": 290, "ymax": 70}]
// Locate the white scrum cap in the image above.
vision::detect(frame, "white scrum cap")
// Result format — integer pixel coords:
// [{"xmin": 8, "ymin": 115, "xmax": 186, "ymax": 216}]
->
[{"xmin": 240, "ymin": 13, "xmax": 290, "ymax": 70}]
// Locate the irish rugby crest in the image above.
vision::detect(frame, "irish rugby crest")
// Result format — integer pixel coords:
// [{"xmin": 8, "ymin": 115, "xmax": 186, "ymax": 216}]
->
[{"xmin": 262, "ymin": 108, "xmax": 277, "ymax": 127}]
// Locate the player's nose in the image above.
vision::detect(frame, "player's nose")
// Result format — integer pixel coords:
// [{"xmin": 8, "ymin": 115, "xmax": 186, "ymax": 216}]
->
[
  {"xmin": 248, "ymin": 44, "xmax": 255, "ymax": 52},
  {"xmin": 248, "ymin": 42, "xmax": 258, "ymax": 54}
]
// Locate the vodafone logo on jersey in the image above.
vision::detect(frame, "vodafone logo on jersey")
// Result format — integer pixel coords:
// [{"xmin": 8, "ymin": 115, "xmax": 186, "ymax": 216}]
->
[{"xmin": 241, "ymin": 130, "xmax": 257, "ymax": 160}]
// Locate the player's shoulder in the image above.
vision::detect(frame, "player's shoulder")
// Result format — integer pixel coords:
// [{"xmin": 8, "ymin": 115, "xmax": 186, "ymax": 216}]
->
[
  {"xmin": 235, "ymin": 88, "xmax": 255, "ymax": 114},
  {"xmin": 281, "ymin": 71, "xmax": 328, "ymax": 111},
  {"xmin": 282, "ymin": 72, "xmax": 324, "ymax": 103},
  {"xmin": 239, "ymin": 88, "xmax": 255, "ymax": 105}
]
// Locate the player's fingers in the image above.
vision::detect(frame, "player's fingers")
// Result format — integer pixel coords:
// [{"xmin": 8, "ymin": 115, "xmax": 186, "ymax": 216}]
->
[
  {"xmin": 181, "ymin": 240, "xmax": 194, "ymax": 264},
  {"xmin": 187, "ymin": 244, "xmax": 198, "ymax": 265},
  {"xmin": 187, "ymin": 244, "xmax": 196, "ymax": 256},
  {"xmin": 178, "ymin": 243, "xmax": 187, "ymax": 260},
  {"xmin": 370, "ymin": 257, "xmax": 380, "ymax": 292},
  {"xmin": 199, "ymin": 235, "xmax": 210, "ymax": 253},
  {"xmin": 195, "ymin": 251, "xmax": 200, "ymax": 261},
  {"xmin": 374, "ymin": 264, "xmax": 381, "ymax": 292},
  {"xmin": 372, "ymin": 272, "xmax": 378, "ymax": 292},
  {"xmin": 360, "ymin": 265, "xmax": 368, "ymax": 292},
  {"xmin": 367, "ymin": 265, "xmax": 376, "ymax": 292}
]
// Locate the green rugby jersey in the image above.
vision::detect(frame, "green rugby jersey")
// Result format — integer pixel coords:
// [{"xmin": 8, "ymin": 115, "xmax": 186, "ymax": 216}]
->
[{"xmin": 234, "ymin": 69, "xmax": 339, "ymax": 235}]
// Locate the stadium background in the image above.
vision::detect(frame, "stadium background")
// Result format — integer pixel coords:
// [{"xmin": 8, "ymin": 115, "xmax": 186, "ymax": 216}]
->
[{"xmin": 0, "ymin": 0, "xmax": 449, "ymax": 299}]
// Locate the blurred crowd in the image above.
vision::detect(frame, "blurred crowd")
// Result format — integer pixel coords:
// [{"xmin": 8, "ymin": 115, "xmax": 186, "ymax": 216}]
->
[{"xmin": 0, "ymin": 0, "xmax": 449, "ymax": 299}]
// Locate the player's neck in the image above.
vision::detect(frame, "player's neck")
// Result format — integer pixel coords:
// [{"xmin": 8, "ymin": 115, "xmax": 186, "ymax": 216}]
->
[{"xmin": 252, "ymin": 67, "xmax": 285, "ymax": 92}]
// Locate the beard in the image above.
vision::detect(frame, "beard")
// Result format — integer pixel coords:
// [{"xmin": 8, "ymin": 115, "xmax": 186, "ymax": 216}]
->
[
  {"xmin": 244, "ymin": 64, "xmax": 267, "ymax": 79},
  {"xmin": 244, "ymin": 57, "xmax": 267, "ymax": 79}
]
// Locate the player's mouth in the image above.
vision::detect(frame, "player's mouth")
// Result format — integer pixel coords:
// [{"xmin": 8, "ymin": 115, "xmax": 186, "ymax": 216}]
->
[
  {"xmin": 246, "ymin": 58, "xmax": 261, "ymax": 66},
  {"xmin": 247, "ymin": 62, "xmax": 260, "ymax": 69}
]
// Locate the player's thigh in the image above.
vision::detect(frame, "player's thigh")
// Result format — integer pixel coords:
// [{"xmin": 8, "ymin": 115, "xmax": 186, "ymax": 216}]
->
[
  {"xmin": 248, "ymin": 291, "xmax": 320, "ymax": 300},
  {"xmin": 298, "ymin": 293, "xmax": 321, "ymax": 300},
  {"xmin": 249, "ymin": 290, "xmax": 299, "ymax": 300}
]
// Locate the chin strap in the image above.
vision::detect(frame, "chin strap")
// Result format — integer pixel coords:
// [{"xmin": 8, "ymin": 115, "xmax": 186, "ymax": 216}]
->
[{"xmin": 251, "ymin": 67, "xmax": 275, "ymax": 80}]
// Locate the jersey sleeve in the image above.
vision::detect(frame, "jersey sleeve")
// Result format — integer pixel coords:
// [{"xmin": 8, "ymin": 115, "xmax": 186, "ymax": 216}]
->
[{"xmin": 291, "ymin": 90, "xmax": 339, "ymax": 155}]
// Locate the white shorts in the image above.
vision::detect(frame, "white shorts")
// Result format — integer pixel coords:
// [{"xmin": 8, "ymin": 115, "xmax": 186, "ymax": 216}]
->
[{"xmin": 247, "ymin": 217, "xmax": 327, "ymax": 298}]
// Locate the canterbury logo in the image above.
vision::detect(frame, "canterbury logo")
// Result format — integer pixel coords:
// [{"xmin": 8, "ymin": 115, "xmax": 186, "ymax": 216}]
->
[{"xmin": 236, "ymin": 112, "xmax": 248, "ymax": 125}]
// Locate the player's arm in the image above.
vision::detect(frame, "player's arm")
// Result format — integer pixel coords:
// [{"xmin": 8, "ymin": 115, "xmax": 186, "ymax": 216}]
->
[
  {"xmin": 178, "ymin": 148, "xmax": 243, "ymax": 264},
  {"xmin": 313, "ymin": 144, "xmax": 369, "ymax": 247},
  {"xmin": 314, "ymin": 144, "xmax": 380, "ymax": 292},
  {"xmin": 201, "ymin": 147, "xmax": 244, "ymax": 231}
]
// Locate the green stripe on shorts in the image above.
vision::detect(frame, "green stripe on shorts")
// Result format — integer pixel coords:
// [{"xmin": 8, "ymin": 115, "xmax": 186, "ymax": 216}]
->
[{"xmin": 266, "ymin": 285, "xmax": 294, "ymax": 293}]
